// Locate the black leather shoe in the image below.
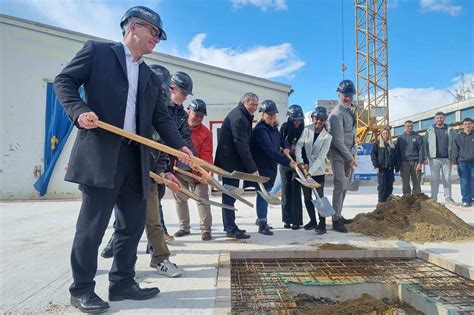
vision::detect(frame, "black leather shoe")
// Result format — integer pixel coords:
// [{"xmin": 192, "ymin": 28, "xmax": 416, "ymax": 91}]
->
[
  {"xmin": 315, "ymin": 220, "xmax": 327, "ymax": 235},
  {"xmin": 226, "ymin": 230, "xmax": 251, "ymax": 239},
  {"xmin": 332, "ymin": 220, "xmax": 348, "ymax": 233},
  {"xmin": 283, "ymin": 223, "xmax": 291, "ymax": 229},
  {"xmin": 291, "ymin": 224, "xmax": 300, "ymax": 230},
  {"xmin": 341, "ymin": 216, "xmax": 353, "ymax": 224},
  {"xmin": 304, "ymin": 221, "xmax": 316, "ymax": 230},
  {"xmin": 70, "ymin": 292, "xmax": 109, "ymax": 313},
  {"xmin": 100, "ymin": 234, "xmax": 114, "ymax": 259},
  {"xmin": 109, "ymin": 283, "xmax": 160, "ymax": 301}
]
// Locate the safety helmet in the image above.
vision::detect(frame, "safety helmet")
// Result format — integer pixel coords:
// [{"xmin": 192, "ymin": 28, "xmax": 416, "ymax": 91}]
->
[
  {"xmin": 337, "ymin": 79, "xmax": 356, "ymax": 95},
  {"xmin": 259, "ymin": 100, "xmax": 278, "ymax": 115},
  {"xmin": 188, "ymin": 99, "xmax": 207, "ymax": 116},
  {"xmin": 149, "ymin": 64, "xmax": 171, "ymax": 87},
  {"xmin": 170, "ymin": 71, "xmax": 193, "ymax": 95},
  {"xmin": 286, "ymin": 104, "xmax": 304, "ymax": 120},
  {"xmin": 311, "ymin": 106, "xmax": 328, "ymax": 120},
  {"xmin": 120, "ymin": 6, "xmax": 167, "ymax": 40}
]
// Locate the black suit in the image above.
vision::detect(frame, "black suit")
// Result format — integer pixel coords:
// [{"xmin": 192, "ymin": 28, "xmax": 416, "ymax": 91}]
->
[
  {"xmin": 214, "ymin": 103, "xmax": 257, "ymax": 232},
  {"xmin": 54, "ymin": 40, "xmax": 185, "ymax": 296}
]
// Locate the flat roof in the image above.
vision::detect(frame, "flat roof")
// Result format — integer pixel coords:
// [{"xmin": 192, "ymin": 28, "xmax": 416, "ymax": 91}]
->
[{"xmin": 0, "ymin": 14, "xmax": 292, "ymax": 93}]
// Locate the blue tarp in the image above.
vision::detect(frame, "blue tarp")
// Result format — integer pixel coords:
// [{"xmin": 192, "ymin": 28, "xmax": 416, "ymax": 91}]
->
[{"xmin": 34, "ymin": 83, "xmax": 79, "ymax": 196}]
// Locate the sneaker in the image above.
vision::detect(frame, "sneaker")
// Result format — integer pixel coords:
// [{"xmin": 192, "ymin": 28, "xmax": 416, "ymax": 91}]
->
[
  {"xmin": 462, "ymin": 202, "xmax": 471, "ymax": 207},
  {"xmin": 150, "ymin": 260, "xmax": 183, "ymax": 278},
  {"xmin": 174, "ymin": 229, "xmax": 190, "ymax": 238},
  {"xmin": 202, "ymin": 231, "xmax": 212, "ymax": 241},
  {"xmin": 445, "ymin": 198, "xmax": 457, "ymax": 206},
  {"xmin": 164, "ymin": 233, "xmax": 174, "ymax": 242}
]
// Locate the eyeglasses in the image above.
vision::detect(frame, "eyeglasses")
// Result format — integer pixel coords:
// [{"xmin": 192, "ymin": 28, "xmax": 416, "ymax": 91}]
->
[{"xmin": 135, "ymin": 22, "xmax": 161, "ymax": 39}]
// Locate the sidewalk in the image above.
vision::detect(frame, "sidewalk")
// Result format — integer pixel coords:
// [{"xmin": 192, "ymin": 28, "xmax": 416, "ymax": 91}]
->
[{"xmin": 1, "ymin": 184, "xmax": 473, "ymax": 314}]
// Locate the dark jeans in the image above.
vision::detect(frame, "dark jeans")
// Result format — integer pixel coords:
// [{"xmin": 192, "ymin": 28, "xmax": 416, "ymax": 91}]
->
[
  {"xmin": 377, "ymin": 167, "xmax": 395, "ymax": 202},
  {"xmin": 222, "ymin": 177, "xmax": 240, "ymax": 232},
  {"xmin": 458, "ymin": 162, "xmax": 474, "ymax": 203},
  {"xmin": 70, "ymin": 143, "xmax": 146, "ymax": 296},
  {"xmin": 301, "ymin": 175, "xmax": 325, "ymax": 224},
  {"xmin": 280, "ymin": 165, "xmax": 302, "ymax": 225}
]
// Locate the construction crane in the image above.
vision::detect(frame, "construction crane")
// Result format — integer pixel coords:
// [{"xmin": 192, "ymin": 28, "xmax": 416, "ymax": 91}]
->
[{"xmin": 354, "ymin": 0, "xmax": 389, "ymax": 143}]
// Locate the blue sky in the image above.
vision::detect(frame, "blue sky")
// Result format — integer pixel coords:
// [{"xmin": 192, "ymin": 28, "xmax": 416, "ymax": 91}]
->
[{"xmin": 1, "ymin": 0, "xmax": 472, "ymax": 120}]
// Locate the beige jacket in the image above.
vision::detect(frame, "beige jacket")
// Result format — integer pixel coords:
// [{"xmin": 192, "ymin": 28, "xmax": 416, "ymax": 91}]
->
[{"xmin": 295, "ymin": 125, "xmax": 332, "ymax": 176}]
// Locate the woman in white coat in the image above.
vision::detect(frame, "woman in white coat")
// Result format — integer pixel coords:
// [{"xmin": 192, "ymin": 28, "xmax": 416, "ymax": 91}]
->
[{"xmin": 295, "ymin": 106, "xmax": 332, "ymax": 234}]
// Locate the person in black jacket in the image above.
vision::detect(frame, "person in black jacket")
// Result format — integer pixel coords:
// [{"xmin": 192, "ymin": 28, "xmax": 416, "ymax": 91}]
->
[
  {"xmin": 215, "ymin": 92, "xmax": 260, "ymax": 239},
  {"xmin": 250, "ymin": 100, "xmax": 295, "ymax": 235},
  {"xmin": 279, "ymin": 105, "xmax": 305, "ymax": 229},
  {"xmin": 371, "ymin": 127, "xmax": 398, "ymax": 204},
  {"xmin": 452, "ymin": 118, "xmax": 474, "ymax": 207},
  {"xmin": 53, "ymin": 6, "xmax": 192, "ymax": 312}
]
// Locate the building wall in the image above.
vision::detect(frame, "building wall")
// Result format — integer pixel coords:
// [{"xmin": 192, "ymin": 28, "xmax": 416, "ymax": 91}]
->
[{"xmin": 0, "ymin": 16, "xmax": 291, "ymax": 200}]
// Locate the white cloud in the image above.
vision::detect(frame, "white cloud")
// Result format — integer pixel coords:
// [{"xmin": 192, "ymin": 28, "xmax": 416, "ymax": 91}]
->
[
  {"xmin": 389, "ymin": 72, "xmax": 473, "ymax": 121},
  {"xmin": 26, "ymin": 0, "xmax": 162, "ymax": 42},
  {"xmin": 232, "ymin": 0, "xmax": 287, "ymax": 11},
  {"xmin": 419, "ymin": 0, "xmax": 462, "ymax": 16},
  {"xmin": 185, "ymin": 33, "xmax": 305, "ymax": 79}
]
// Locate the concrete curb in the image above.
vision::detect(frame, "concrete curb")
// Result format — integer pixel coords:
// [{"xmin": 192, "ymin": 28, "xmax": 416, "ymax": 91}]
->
[{"xmin": 417, "ymin": 249, "xmax": 474, "ymax": 280}]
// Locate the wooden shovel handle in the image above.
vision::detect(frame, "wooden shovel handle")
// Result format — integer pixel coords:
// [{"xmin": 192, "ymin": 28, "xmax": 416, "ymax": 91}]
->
[
  {"xmin": 90, "ymin": 116, "xmax": 226, "ymax": 175},
  {"xmin": 283, "ymin": 151, "xmax": 306, "ymax": 178},
  {"xmin": 173, "ymin": 166, "xmax": 203, "ymax": 182},
  {"xmin": 149, "ymin": 171, "xmax": 196, "ymax": 200}
]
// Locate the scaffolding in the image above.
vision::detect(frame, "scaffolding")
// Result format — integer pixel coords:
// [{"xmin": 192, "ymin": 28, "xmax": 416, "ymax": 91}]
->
[{"xmin": 355, "ymin": 0, "xmax": 389, "ymax": 142}]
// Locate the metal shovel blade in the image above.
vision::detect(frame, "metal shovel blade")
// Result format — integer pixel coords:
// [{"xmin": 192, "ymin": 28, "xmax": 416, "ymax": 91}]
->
[
  {"xmin": 257, "ymin": 182, "xmax": 281, "ymax": 205},
  {"xmin": 343, "ymin": 169, "xmax": 360, "ymax": 191},
  {"xmin": 312, "ymin": 196, "xmax": 335, "ymax": 217},
  {"xmin": 223, "ymin": 184, "xmax": 245, "ymax": 196},
  {"xmin": 176, "ymin": 191, "xmax": 237, "ymax": 211},
  {"xmin": 295, "ymin": 177, "xmax": 321, "ymax": 189}
]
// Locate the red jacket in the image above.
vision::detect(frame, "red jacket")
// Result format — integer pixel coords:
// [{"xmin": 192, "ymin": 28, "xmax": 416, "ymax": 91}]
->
[{"xmin": 191, "ymin": 123, "xmax": 213, "ymax": 164}]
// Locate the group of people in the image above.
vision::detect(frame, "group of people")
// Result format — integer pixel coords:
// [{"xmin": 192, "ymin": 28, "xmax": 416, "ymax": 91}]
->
[
  {"xmin": 371, "ymin": 113, "xmax": 473, "ymax": 208},
  {"xmin": 53, "ymin": 5, "xmax": 473, "ymax": 313}
]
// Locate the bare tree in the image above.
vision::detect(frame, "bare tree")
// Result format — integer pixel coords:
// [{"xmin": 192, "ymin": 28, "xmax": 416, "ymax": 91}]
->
[{"xmin": 446, "ymin": 73, "xmax": 474, "ymax": 102}]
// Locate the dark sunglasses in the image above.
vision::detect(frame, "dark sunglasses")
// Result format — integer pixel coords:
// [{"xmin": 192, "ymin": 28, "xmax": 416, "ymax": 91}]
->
[{"xmin": 135, "ymin": 22, "xmax": 161, "ymax": 39}]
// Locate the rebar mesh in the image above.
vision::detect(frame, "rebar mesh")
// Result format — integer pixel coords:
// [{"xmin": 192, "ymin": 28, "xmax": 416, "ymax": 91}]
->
[{"xmin": 231, "ymin": 257, "xmax": 474, "ymax": 313}]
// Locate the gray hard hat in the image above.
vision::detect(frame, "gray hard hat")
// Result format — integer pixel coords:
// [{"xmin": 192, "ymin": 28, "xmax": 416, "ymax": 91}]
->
[
  {"xmin": 120, "ymin": 6, "xmax": 167, "ymax": 40},
  {"xmin": 188, "ymin": 99, "xmax": 207, "ymax": 116}
]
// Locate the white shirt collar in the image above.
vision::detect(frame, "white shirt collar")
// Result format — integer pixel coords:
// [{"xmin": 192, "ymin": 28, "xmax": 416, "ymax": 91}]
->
[{"xmin": 122, "ymin": 42, "xmax": 144, "ymax": 64}]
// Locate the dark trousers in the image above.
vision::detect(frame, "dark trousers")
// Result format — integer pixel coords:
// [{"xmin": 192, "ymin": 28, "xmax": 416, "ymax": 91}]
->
[
  {"xmin": 400, "ymin": 160, "xmax": 422, "ymax": 195},
  {"xmin": 280, "ymin": 165, "xmax": 302, "ymax": 225},
  {"xmin": 70, "ymin": 143, "xmax": 146, "ymax": 296},
  {"xmin": 222, "ymin": 177, "xmax": 240, "ymax": 232},
  {"xmin": 302, "ymin": 175, "xmax": 325, "ymax": 224},
  {"xmin": 377, "ymin": 167, "xmax": 395, "ymax": 202},
  {"xmin": 458, "ymin": 162, "xmax": 474, "ymax": 203}
]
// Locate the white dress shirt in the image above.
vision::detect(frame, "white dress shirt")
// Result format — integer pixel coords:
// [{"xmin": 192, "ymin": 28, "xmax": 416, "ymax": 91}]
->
[{"xmin": 122, "ymin": 43, "xmax": 143, "ymax": 134}]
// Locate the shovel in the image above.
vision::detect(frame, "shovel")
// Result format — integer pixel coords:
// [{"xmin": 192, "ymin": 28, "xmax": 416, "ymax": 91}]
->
[
  {"xmin": 343, "ymin": 167, "xmax": 360, "ymax": 191},
  {"xmin": 257, "ymin": 182, "xmax": 282, "ymax": 205},
  {"xmin": 283, "ymin": 151, "xmax": 321, "ymax": 189},
  {"xmin": 173, "ymin": 166, "xmax": 250, "ymax": 206},
  {"xmin": 193, "ymin": 165, "xmax": 254, "ymax": 208},
  {"xmin": 149, "ymin": 171, "xmax": 237, "ymax": 211},
  {"xmin": 299, "ymin": 168, "xmax": 335, "ymax": 217},
  {"xmin": 88, "ymin": 116, "xmax": 269, "ymax": 184}
]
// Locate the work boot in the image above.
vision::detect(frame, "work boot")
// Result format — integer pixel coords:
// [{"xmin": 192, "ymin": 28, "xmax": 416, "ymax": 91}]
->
[
  {"xmin": 332, "ymin": 219, "xmax": 348, "ymax": 233},
  {"xmin": 340, "ymin": 216, "xmax": 353, "ymax": 224},
  {"xmin": 315, "ymin": 219, "xmax": 327, "ymax": 235},
  {"xmin": 256, "ymin": 218, "xmax": 273, "ymax": 230},
  {"xmin": 304, "ymin": 221, "xmax": 317, "ymax": 230},
  {"xmin": 101, "ymin": 233, "xmax": 115, "ymax": 258},
  {"xmin": 174, "ymin": 229, "xmax": 190, "ymax": 238},
  {"xmin": 258, "ymin": 220, "xmax": 273, "ymax": 236}
]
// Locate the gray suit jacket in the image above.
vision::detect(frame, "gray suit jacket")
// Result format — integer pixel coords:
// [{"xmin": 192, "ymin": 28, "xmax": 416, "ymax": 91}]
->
[{"xmin": 327, "ymin": 103, "xmax": 356, "ymax": 162}]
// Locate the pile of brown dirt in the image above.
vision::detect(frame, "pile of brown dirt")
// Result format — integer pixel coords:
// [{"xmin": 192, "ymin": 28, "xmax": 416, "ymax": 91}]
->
[
  {"xmin": 315, "ymin": 243, "xmax": 362, "ymax": 250},
  {"xmin": 348, "ymin": 194, "xmax": 474, "ymax": 243},
  {"xmin": 295, "ymin": 293, "xmax": 423, "ymax": 315}
]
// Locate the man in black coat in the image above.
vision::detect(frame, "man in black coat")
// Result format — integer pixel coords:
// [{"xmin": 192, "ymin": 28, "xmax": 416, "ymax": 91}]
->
[
  {"xmin": 54, "ymin": 6, "xmax": 192, "ymax": 313},
  {"xmin": 214, "ymin": 92, "xmax": 260, "ymax": 239}
]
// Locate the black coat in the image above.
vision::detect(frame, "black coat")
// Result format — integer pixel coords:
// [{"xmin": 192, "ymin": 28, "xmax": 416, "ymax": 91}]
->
[
  {"xmin": 250, "ymin": 121, "xmax": 290, "ymax": 187},
  {"xmin": 54, "ymin": 40, "xmax": 186, "ymax": 198},
  {"xmin": 214, "ymin": 103, "xmax": 257, "ymax": 173},
  {"xmin": 371, "ymin": 142, "xmax": 398, "ymax": 169}
]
